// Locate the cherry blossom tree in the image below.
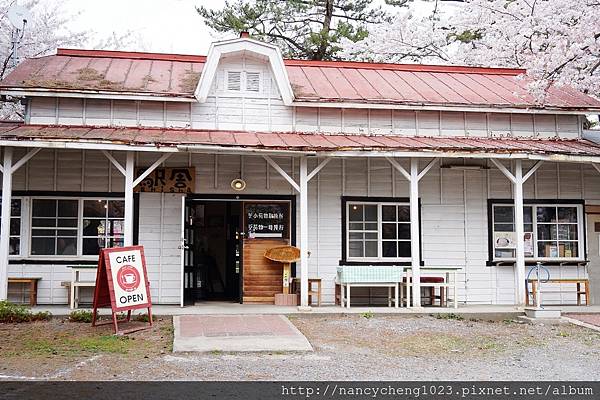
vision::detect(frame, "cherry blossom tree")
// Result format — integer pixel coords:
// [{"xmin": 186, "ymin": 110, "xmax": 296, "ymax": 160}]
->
[
  {"xmin": 343, "ymin": 0, "xmax": 600, "ymax": 102},
  {"xmin": 0, "ymin": 0, "xmax": 138, "ymax": 120}
]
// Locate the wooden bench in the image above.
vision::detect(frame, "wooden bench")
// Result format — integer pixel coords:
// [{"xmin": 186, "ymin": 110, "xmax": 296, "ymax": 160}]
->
[
  {"xmin": 8, "ymin": 277, "xmax": 41, "ymax": 306},
  {"xmin": 526, "ymin": 278, "xmax": 590, "ymax": 306}
]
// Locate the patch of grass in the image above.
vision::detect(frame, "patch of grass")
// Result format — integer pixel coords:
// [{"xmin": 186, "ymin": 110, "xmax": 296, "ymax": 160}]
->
[
  {"xmin": 210, "ymin": 350, "xmax": 222, "ymax": 356},
  {"xmin": 24, "ymin": 335, "xmax": 131, "ymax": 356},
  {"xmin": 69, "ymin": 310, "xmax": 96, "ymax": 323},
  {"xmin": 179, "ymin": 70, "xmax": 200, "ymax": 92},
  {"xmin": 360, "ymin": 311, "xmax": 374, "ymax": 319},
  {"xmin": 557, "ymin": 331, "xmax": 571, "ymax": 338},
  {"xmin": 0, "ymin": 301, "xmax": 52, "ymax": 323},
  {"xmin": 134, "ymin": 313, "xmax": 151, "ymax": 323},
  {"xmin": 434, "ymin": 313, "xmax": 464, "ymax": 321}
]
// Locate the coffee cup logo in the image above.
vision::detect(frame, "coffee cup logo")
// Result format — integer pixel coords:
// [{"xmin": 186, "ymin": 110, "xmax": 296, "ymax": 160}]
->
[{"xmin": 116, "ymin": 265, "xmax": 141, "ymax": 292}]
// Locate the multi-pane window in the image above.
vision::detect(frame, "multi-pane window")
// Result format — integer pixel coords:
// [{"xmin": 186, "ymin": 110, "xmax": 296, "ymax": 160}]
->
[
  {"xmin": 347, "ymin": 202, "xmax": 411, "ymax": 261},
  {"xmin": 30, "ymin": 198, "xmax": 125, "ymax": 257},
  {"xmin": 31, "ymin": 199, "xmax": 78, "ymax": 255},
  {"xmin": 0, "ymin": 198, "xmax": 22, "ymax": 255},
  {"xmin": 82, "ymin": 200, "xmax": 125, "ymax": 255},
  {"xmin": 491, "ymin": 203, "xmax": 583, "ymax": 260}
]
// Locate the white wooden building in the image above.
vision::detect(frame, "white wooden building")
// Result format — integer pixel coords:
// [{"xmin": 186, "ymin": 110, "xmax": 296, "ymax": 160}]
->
[{"xmin": 1, "ymin": 37, "xmax": 600, "ymax": 308}]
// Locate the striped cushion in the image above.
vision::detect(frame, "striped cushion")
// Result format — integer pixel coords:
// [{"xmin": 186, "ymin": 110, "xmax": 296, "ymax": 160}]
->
[{"xmin": 336, "ymin": 266, "xmax": 403, "ymax": 283}]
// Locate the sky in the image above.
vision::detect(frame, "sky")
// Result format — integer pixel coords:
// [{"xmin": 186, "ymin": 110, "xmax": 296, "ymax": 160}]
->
[{"xmin": 53, "ymin": 0, "xmax": 452, "ymax": 55}]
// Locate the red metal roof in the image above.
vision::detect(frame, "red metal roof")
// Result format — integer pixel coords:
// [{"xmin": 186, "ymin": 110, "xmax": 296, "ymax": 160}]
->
[
  {"xmin": 1, "ymin": 48, "xmax": 599, "ymax": 111},
  {"xmin": 2, "ymin": 123, "xmax": 600, "ymax": 157}
]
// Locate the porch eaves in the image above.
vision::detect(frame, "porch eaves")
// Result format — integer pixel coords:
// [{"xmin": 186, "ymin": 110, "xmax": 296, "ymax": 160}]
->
[{"xmin": 3, "ymin": 123, "xmax": 600, "ymax": 163}]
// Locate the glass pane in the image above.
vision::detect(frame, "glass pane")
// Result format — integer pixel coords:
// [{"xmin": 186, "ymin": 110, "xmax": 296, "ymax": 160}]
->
[
  {"xmin": 83, "ymin": 219, "xmax": 106, "ymax": 236},
  {"xmin": 537, "ymin": 225, "xmax": 557, "ymax": 240},
  {"xmin": 9, "ymin": 219, "xmax": 20, "ymax": 235},
  {"xmin": 494, "ymin": 206, "xmax": 514, "ymax": 223},
  {"xmin": 10, "ymin": 199, "xmax": 21, "ymax": 216},
  {"xmin": 9, "ymin": 237, "xmax": 19, "ymax": 255},
  {"xmin": 538, "ymin": 242, "xmax": 559, "ymax": 258},
  {"xmin": 397, "ymin": 206, "xmax": 410, "ymax": 222},
  {"xmin": 32, "ymin": 218, "xmax": 55, "ymax": 228},
  {"xmin": 398, "ymin": 224, "xmax": 410, "ymax": 239},
  {"xmin": 364, "ymin": 205, "xmax": 377, "ymax": 222},
  {"xmin": 57, "ymin": 238, "xmax": 77, "ymax": 255},
  {"xmin": 58, "ymin": 200, "xmax": 78, "ymax": 217},
  {"xmin": 83, "ymin": 238, "xmax": 103, "ymax": 255},
  {"xmin": 56, "ymin": 229, "xmax": 77, "ymax": 237},
  {"xmin": 57, "ymin": 218, "xmax": 78, "ymax": 228},
  {"xmin": 382, "ymin": 241, "xmax": 397, "ymax": 257},
  {"xmin": 382, "ymin": 205, "xmax": 396, "ymax": 221},
  {"xmin": 558, "ymin": 207, "xmax": 577, "ymax": 223},
  {"xmin": 365, "ymin": 232, "xmax": 377, "ymax": 239},
  {"xmin": 32, "ymin": 199, "xmax": 56, "ymax": 217},
  {"xmin": 557, "ymin": 225, "xmax": 578, "ymax": 240},
  {"xmin": 348, "ymin": 204, "xmax": 363, "ymax": 221},
  {"xmin": 32, "ymin": 229, "xmax": 56, "ymax": 236},
  {"xmin": 365, "ymin": 241, "xmax": 378, "ymax": 257},
  {"xmin": 349, "ymin": 223, "xmax": 363, "ymax": 230},
  {"xmin": 107, "ymin": 237, "xmax": 124, "ymax": 248},
  {"xmin": 349, "ymin": 232, "xmax": 363, "ymax": 239},
  {"xmin": 382, "ymin": 223, "xmax": 396, "ymax": 239},
  {"xmin": 524, "ymin": 224, "xmax": 534, "ymax": 233},
  {"xmin": 108, "ymin": 220, "xmax": 124, "ymax": 236},
  {"xmin": 560, "ymin": 242, "xmax": 578, "ymax": 258},
  {"xmin": 537, "ymin": 207, "xmax": 556, "ymax": 223},
  {"xmin": 494, "ymin": 223, "xmax": 514, "ymax": 232},
  {"xmin": 84, "ymin": 200, "xmax": 106, "ymax": 218},
  {"xmin": 349, "ymin": 241, "xmax": 363, "ymax": 257},
  {"xmin": 108, "ymin": 201, "xmax": 125, "ymax": 218},
  {"xmin": 398, "ymin": 241, "xmax": 411, "ymax": 257},
  {"xmin": 524, "ymin": 207, "xmax": 533, "ymax": 224},
  {"xmin": 495, "ymin": 248, "xmax": 515, "ymax": 258},
  {"xmin": 31, "ymin": 237, "xmax": 55, "ymax": 255},
  {"xmin": 365, "ymin": 223, "xmax": 377, "ymax": 231}
]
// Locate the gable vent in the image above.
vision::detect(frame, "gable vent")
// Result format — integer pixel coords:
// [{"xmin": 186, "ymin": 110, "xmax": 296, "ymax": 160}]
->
[
  {"xmin": 227, "ymin": 71, "xmax": 241, "ymax": 91},
  {"xmin": 246, "ymin": 72, "xmax": 260, "ymax": 92}
]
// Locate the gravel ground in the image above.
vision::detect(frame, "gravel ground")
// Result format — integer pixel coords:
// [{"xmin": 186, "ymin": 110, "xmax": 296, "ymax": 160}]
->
[{"xmin": 1, "ymin": 314, "xmax": 599, "ymax": 380}]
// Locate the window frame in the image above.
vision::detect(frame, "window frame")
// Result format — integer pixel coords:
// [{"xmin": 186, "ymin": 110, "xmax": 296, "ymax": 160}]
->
[
  {"xmin": 488, "ymin": 199, "xmax": 586, "ymax": 263},
  {"xmin": 341, "ymin": 196, "xmax": 418, "ymax": 265},
  {"xmin": 28, "ymin": 196, "xmax": 126, "ymax": 259},
  {"xmin": 0, "ymin": 196, "xmax": 23, "ymax": 257}
]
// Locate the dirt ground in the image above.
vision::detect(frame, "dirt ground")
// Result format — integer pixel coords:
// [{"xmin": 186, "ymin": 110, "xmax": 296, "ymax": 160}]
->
[{"xmin": 1, "ymin": 314, "xmax": 599, "ymax": 380}]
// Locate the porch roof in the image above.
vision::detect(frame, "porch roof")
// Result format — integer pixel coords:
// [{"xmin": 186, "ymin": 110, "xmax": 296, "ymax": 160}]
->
[{"xmin": 2, "ymin": 123, "xmax": 600, "ymax": 162}]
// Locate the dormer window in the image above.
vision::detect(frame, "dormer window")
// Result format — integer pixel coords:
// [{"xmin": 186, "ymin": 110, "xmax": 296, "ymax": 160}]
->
[{"xmin": 226, "ymin": 71, "xmax": 261, "ymax": 94}]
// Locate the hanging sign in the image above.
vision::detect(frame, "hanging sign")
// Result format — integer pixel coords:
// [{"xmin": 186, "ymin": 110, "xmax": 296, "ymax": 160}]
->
[
  {"xmin": 91, "ymin": 245, "xmax": 153, "ymax": 334},
  {"xmin": 244, "ymin": 202, "xmax": 289, "ymax": 239},
  {"xmin": 134, "ymin": 167, "xmax": 195, "ymax": 193}
]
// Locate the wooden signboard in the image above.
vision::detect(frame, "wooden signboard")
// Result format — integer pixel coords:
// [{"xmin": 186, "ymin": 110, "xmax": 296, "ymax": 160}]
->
[
  {"xmin": 134, "ymin": 167, "xmax": 195, "ymax": 193},
  {"xmin": 91, "ymin": 245, "xmax": 153, "ymax": 334},
  {"xmin": 244, "ymin": 202, "xmax": 289, "ymax": 239},
  {"xmin": 264, "ymin": 245, "xmax": 301, "ymax": 296}
]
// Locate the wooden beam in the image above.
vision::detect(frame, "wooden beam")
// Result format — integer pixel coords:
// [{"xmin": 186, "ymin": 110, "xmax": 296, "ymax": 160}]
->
[
  {"xmin": 307, "ymin": 157, "xmax": 331, "ymax": 182},
  {"xmin": 133, "ymin": 153, "xmax": 172, "ymax": 187},
  {"xmin": 263, "ymin": 155, "xmax": 300, "ymax": 192},
  {"xmin": 417, "ymin": 158, "xmax": 438, "ymax": 182},
  {"xmin": 490, "ymin": 159, "xmax": 516, "ymax": 184},
  {"xmin": 11, "ymin": 148, "xmax": 41, "ymax": 174},
  {"xmin": 385, "ymin": 157, "xmax": 411, "ymax": 181},
  {"xmin": 522, "ymin": 160, "xmax": 543, "ymax": 183},
  {"xmin": 101, "ymin": 150, "xmax": 126, "ymax": 176}
]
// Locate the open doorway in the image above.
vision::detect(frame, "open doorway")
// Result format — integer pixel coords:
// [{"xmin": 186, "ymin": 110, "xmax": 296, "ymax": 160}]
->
[{"xmin": 184, "ymin": 200, "xmax": 242, "ymax": 304}]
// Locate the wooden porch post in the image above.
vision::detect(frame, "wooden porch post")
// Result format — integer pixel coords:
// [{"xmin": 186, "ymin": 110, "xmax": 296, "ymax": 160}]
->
[
  {"xmin": 0, "ymin": 147, "xmax": 13, "ymax": 300},
  {"xmin": 124, "ymin": 152, "xmax": 135, "ymax": 247},
  {"xmin": 299, "ymin": 156, "xmax": 309, "ymax": 308},
  {"xmin": 409, "ymin": 158, "xmax": 422, "ymax": 308},
  {"xmin": 514, "ymin": 160, "xmax": 526, "ymax": 305}
]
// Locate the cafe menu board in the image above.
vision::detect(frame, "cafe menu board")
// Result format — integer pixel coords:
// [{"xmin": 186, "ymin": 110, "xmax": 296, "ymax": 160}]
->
[{"xmin": 244, "ymin": 202, "xmax": 290, "ymax": 239}]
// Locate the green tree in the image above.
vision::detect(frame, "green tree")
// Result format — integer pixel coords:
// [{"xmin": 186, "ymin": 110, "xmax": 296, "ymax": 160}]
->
[{"xmin": 197, "ymin": 0, "xmax": 391, "ymax": 60}]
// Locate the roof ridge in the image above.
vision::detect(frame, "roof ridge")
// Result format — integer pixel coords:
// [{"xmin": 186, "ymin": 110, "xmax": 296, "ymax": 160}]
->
[{"xmin": 56, "ymin": 48, "xmax": 525, "ymax": 75}]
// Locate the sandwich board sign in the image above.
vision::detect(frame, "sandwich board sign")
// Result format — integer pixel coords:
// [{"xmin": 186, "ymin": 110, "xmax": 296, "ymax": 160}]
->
[{"xmin": 91, "ymin": 245, "xmax": 153, "ymax": 334}]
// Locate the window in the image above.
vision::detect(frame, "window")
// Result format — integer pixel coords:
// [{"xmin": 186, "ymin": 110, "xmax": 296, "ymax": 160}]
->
[
  {"xmin": 226, "ymin": 71, "xmax": 261, "ymax": 93},
  {"xmin": 0, "ymin": 198, "xmax": 22, "ymax": 255},
  {"xmin": 346, "ymin": 201, "xmax": 411, "ymax": 261},
  {"xmin": 491, "ymin": 202, "xmax": 584, "ymax": 261},
  {"xmin": 82, "ymin": 200, "xmax": 125, "ymax": 255},
  {"xmin": 30, "ymin": 198, "xmax": 125, "ymax": 257}
]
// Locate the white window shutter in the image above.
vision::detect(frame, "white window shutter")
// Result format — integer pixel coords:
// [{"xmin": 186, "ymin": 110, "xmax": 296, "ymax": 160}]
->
[
  {"xmin": 245, "ymin": 72, "xmax": 260, "ymax": 92},
  {"xmin": 227, "ymin": 71, "xmax": 241, "ymax": 91}
]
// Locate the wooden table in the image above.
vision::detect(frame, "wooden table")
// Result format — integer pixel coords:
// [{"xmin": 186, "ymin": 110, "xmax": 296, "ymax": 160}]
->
[
  {"xmin": 404, "ymin": 266, "xmax": 461, "ymax": 309},
  {"xmin": 8, "ymin": 277, "xmax": 41, "ymax": 306},
  {"xmin": 526, "ymin": 278, "xmax": 590, "ymax": 306},
  {"xmin": 66, "ymin": 265, "xmax": 97, "ymax": 309}
]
